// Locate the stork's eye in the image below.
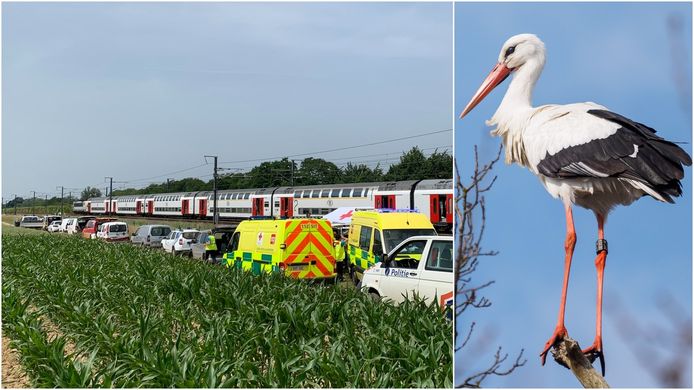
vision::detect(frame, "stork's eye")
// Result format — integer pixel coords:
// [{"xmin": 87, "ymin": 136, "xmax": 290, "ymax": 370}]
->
[{"xmin": 505, "ymin": 46, "xmax": 516, "ymax": 57}]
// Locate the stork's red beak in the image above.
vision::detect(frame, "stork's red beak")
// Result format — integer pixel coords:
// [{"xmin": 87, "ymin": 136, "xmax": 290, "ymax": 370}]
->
[{"xmin": 459, "ymin": 62, "xmax": 512, "ymax": 119}]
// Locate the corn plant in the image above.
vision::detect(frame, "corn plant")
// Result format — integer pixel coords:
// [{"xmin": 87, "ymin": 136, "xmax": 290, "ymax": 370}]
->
[{"xmin": 2, "ymin": 233, "xmax": 452, "ymax": 387}]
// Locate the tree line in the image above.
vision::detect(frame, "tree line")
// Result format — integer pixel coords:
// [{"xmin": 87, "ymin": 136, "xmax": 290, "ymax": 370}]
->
[{"xmin": 108, "ymin": 147, "xmax": 452, "ymax": 197}]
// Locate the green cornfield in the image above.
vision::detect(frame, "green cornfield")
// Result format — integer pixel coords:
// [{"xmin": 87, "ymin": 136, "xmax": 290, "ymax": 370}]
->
[{"xmin": 2, "ymin": 233, "xmax": 452, "ymax": 388}]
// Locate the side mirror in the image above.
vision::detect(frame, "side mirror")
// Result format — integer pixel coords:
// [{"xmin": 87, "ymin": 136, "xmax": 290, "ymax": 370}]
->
[{"xmin": 382, "ymin": 254, "xmax": 391, "ymax": 267}]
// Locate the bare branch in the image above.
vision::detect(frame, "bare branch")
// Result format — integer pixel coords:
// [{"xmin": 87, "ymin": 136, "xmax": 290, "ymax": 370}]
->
[
  {"xmin": 455, "ymin": 145, "xmax": 525, "ymax": 387},
  {"xmin": 550, "ymin": 336, "xmax": 610, "ymax": 388}
]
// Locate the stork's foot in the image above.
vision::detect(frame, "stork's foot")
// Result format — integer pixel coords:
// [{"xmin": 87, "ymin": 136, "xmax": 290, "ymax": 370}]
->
[
  {"xmin": 582, "ymin": 340, "xmax": 605, "ymax": 376},
  {"xmin": 540, "ymin": 325, "xmax": 568, "ymax": 366}
]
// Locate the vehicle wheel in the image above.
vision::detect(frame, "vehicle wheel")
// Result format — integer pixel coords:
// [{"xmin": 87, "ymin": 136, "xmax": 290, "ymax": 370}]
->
[
  {"xmin": 369, "ymin": 291, "xmax": 381, "ymax": 302},
  {"xmin": 349, "ymin": 265, "xmax": 359, "ymax": 286}
]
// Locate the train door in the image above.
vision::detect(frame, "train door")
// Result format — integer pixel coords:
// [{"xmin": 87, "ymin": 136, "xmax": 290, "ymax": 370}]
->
[
  {"xmin": 199, "ymin": 199, "xmax": 208, "ymax": 217},
  {"xmin": 252, "ymin": 198, "xmax": 264, "ymax": 216},
  {"xmin": 280, "ymin": 197, "xmax": 293, "ymax": 218},
  {"xmin": 147, "ymin": 200, "xmax": 154, "ymax": 215},
  {"xmin": 105, "ymin": 202, "xmax": 110, "ymax": 214},
  {"xmin": 375, "ymin": 195, "xmax": 396, "ymax": 209},
  {"xmin": 136, "ymin": 201, "xmax": 142, "ymax": 215},
  {"xmin": 87, "ymin": 203, "xmax": 92, "ymax": 214},
  {"xmin": 445, "ymin": 193, "xmax": 453, "ymax": 224},
  {"xmin": 182, "ymin": 199, "xmax": 190, "ymax": 216},
  {"xmin": 429, "ymin": 194, "xmax": 447, "ymax": 223},
  {"xmin": 112, "ymin": 201, "xmax": 117, "ymax": 214}
]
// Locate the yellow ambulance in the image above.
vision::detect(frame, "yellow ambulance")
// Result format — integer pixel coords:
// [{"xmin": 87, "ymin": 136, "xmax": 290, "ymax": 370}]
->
[
  {"xmin": 223, "ymin": 218, "xmax": 336, "ymax": 280},
  {"xmin": 347, "ymin": 209, "xmax": 437, "ymax": 283}
]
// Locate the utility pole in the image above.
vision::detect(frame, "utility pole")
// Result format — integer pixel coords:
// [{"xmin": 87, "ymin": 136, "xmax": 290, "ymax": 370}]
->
[
  {"xmin": 32, "ymin": 191, "xmax": 36, "ymax": 215},
  {"xmin": 105, "ymin": 177, "xmax": 113, "ymax": 216},
  {"xmin": 291, "ymin": 159, "xmax": 295, "ymax": 186},
  {"xmin": 13, "ymin": 194, "xmax": 17, "ymax": 216},
  {"xmin": 57, "ymin": 186, "xmax": 65, "ymax": 215},
  {"xmin": 45, "ymin": 194, "xmax": 48, "ymax": 214},
  {"xmin": 167, "ymin": 178, "xmax": 175, "ymax": 192},
  {"xmin": 204, "ymin": 155, "xmax": 219, "ymax": 225}
]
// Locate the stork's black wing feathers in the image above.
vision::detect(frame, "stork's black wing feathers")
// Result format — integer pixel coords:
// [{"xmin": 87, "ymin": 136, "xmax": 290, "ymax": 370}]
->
[{"xmin": 537, "ymin": 109, "xmax": 692, "ymax": 202}]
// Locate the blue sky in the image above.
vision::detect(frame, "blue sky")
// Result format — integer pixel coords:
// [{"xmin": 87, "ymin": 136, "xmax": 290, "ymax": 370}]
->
[
  {"xmin": 2, "ymin": 3, "xmax": 452, "ymax": 200},
  {"xmin": 455, "ymin": 2, "xmax": 692, "ymax": 387}
]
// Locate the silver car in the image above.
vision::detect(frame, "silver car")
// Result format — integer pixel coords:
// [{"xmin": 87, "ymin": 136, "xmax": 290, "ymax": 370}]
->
[{"xmin": 131, "ymin": 224, "xmax": 172, "ymax": 248}]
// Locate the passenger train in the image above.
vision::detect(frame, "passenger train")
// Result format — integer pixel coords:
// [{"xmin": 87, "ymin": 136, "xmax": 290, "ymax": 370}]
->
[{"xmin": 74, "ymin": 179, "xmax": 453, "ymax": 231}]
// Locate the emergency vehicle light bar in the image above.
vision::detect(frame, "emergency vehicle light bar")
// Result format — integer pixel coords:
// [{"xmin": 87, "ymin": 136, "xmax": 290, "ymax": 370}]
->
[{"xmin": 374, "ymin": 208, "xmax": 420, "ymax": 213}]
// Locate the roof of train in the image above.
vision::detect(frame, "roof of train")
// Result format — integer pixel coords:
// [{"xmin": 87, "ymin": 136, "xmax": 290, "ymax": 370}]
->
[{"xmin": 84, "ymin": 179, "xmax": 453, "ymax": 202}]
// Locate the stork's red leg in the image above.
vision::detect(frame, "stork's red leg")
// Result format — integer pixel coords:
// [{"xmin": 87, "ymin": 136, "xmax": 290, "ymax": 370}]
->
[
  {"xmin": 540, "ymin": 204, "xmax": 576, "ymax": 365},
  {"xmin": 583, "ymin": 213, "xmax": 607, "ymax": 375}
]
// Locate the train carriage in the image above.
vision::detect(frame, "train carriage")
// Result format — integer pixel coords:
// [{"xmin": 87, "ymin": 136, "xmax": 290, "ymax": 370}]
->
[
  {"xmin": 116, "ymin": 196, "xmax": 139, "ymax": 215},
  {"xmin": 209, "ymin": 189, "xmax": 254, "ymax": 219},
  {"xmin": 80, "ymin": 179, "xmax": 453, "ymax": 232}
]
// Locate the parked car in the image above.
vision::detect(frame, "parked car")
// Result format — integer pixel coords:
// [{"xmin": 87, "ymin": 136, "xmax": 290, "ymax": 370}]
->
[
  {"xmin": 73, "ymin": 216, "xmax": 96, "ymax": 234},
  {"xmin": 19, "ymin": 215, "xmax": 44, "ymax": 229},
  {"xmin": 191, "ymin": 226, "xmax": 236, "ymax": 261},
  {"xmin": 59, "ymin": 218, "xmax": 76, "ymax": 233},
  {"xmin": 96, "ymin": 222, "xmax": 129, "ymax": 242},
  {"xmin": 82, "ymin": 218, "xmax": 117, "ymax": 239},
  {"xmin": 190, "ymin": 231, "xmax": 212, "ymax": 260},
  {"xmin": 360, "ymin": 235, "xmax": 453, "ymax": 315},
  {"xmin": 161, "ymin": 229, "xmax": 199, "ymax": 255},
  {"xmin": 47, "ymin": 220, "xmax": 62, "ymax": 232},
  {"xmin": 42, "ymin": 215, "xmax": 62, "ymax": 230},
  {"xmin": 131, "ymin": 224, "xmax": 172, "ymax": 248}
]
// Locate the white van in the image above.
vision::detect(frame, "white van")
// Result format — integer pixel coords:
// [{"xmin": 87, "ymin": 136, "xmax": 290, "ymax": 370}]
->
[
  {"xmin": 59, "ymin": 218, "xmax": 75, "ymax": 233},
  {"xmin": 96, "ymin": 222, "xmax": 129, "ymax": 242}
]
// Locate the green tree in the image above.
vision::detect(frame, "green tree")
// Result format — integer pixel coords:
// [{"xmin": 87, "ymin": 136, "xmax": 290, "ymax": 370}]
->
[
  {"xmin": 341, "ymin": 163, "xmax": 383, "ymax": 183},
  {"xmin": 427, "ymin": 149, "xmax": 454, "ymax": 179},
  {"xmin": 385, "ymin": 147, "xmax": 430, "ymax": 180},
  {"xmin": 297, "ymin": 158, "xmax": 341, "ymax": 186},
  {"xmin": 247, "ymin": 158, "xmax": 296, "ymax": 187},
  {"xmin": 81, "ymin": 187, "xmax": 102, "ymax": 200}
]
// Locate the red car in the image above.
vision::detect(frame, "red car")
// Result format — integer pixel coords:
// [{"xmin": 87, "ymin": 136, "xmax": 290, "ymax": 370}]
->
[{"xmin": 82, "ymin": 218, "xmax": 118, "ymax": 239}]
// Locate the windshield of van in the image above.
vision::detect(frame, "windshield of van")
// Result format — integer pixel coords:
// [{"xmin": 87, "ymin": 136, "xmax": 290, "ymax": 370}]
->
[
  {"xmin": 383, "ymin": 229, "xmax": 437, "ymax": 252},
  {"xmin": 151, "ymin": 227, "xmax": 171, "ymax": 236},
  {"xmin": 110, "ymin": 224, "xmax": 127, "ymax": 233}
]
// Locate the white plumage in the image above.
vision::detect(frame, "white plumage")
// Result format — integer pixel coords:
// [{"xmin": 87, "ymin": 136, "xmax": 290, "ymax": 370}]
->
[{"xmin": 460, "ymin": 33, "xmax": 691, "ymax": 375}]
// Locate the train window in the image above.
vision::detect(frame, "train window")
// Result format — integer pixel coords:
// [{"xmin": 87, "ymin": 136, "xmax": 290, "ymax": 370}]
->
[
  {"xmin": 294, "ymin": 191, "xmax": 302, "ymax": 198},
  {"xmin": 364, "ymin": 189, "xmax": 370, "ymax": 197},
  {"xmin": 353, "ymin": 188, "xmax": 363, "ymax": 197},
  {"xmin": 321, "ymin": 189, "xmax": 330, "ymax": 197},
  {"xmin": 232, "ymin": 193, "xmax": 238, "ymax": 200},
  {"xmin": 311, "ymin": 190, "xmax": 319, "ymax": 198},
  {"xmin": 331, "ymin": 189, "xmax": 340, "ymax": 197},
  {"xmin": 341, "ymin": 189, "xmax": 352, "ymax": 198},
  {"xmin": 264, "ymin": 201, "xmax": 269, "ymax": 207},
  {"xmin": 302, "ymin": 190, "xmax": 310, "ymax": 198},
  {"xmin": 244, "ymin": 193, "xmax": 250, "ymax": 199}
]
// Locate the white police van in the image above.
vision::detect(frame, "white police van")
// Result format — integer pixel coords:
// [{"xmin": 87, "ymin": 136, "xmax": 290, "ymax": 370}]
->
[{"xmin": 360, "ymin": 235, "xmax": 453, "ymax": 313}]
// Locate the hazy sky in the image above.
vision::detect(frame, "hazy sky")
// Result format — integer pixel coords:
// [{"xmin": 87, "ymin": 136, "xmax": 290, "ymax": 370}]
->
[
  {"xmin": 455, "ymin": 2, "xmax": 692, "ymax": 387},
  {"xmin": 2, "ymin": 3, "xmax": 453, "ymax": 200}
]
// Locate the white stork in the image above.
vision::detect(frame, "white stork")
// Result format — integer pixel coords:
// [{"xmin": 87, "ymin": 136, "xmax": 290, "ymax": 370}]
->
[{"xmin": 460, "ymin": 33, "xmax": 691, "ymax": 375}]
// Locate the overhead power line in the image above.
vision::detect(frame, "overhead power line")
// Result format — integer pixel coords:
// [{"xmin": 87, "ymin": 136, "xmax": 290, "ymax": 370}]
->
[{"xmin": 219, "ymin": 128, "xmax": 452, "ymax": 164}]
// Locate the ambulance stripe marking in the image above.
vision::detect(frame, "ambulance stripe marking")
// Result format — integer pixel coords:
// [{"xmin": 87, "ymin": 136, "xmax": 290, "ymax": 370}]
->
[
  {"xmin": 315, "ymin": 224, "xmax": 333, "ymax": 244},
  {"xmin": 285, "ymin": 235, "xmax": 311, "ymax": 264},
  {"xmin": 284, "ymin": 222, "xmax": 304, "ymax": 246}
]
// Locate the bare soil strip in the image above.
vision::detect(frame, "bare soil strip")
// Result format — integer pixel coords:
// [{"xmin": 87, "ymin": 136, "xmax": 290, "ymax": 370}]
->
[{"xmin": 1, "ymin": 335, "xmax": 30, "ymax": 389}]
